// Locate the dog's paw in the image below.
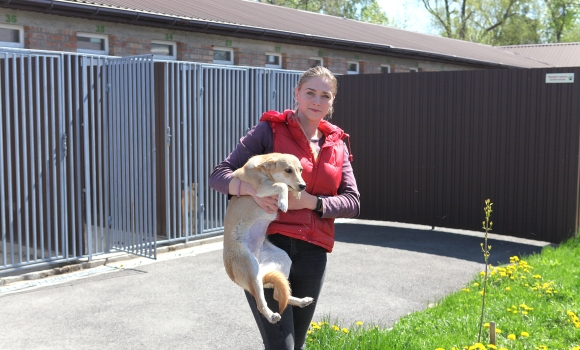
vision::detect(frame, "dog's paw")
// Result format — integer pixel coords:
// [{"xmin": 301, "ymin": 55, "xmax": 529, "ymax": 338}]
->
[
  {"xmin": 298, "ymin": 297, "xmax": 314, "ymax": 308},
  {"xmin": 268, "ymin": 313, "xmax": 282, "ymax": 324},
  {"xmin": 278, "ymin": 199, "xmax": 288, "ymax": 213}
]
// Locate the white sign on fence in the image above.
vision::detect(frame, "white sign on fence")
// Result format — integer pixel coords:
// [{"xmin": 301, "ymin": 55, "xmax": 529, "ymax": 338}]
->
[{"xmin": 545, "ymin": 73, "xmax": 574, "ymax": 84}]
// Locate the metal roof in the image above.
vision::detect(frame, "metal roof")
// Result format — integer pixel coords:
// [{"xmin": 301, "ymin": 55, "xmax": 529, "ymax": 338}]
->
[
  {"xmin": 9, "ymin": 0, "xmax": 553, "ymax": 69},
  {"xmin": 497, "ymin": 42, "xmax": 580, "ymax": 68}
]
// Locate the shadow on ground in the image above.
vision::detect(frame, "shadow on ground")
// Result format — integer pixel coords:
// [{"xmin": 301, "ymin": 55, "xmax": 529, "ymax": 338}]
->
[{"xmin": 334, "ymin": 223, "xmax": 551, "ymax": 266}]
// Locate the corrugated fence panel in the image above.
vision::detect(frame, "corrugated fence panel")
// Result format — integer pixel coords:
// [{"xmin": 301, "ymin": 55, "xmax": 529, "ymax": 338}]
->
[{"xmin": 334, "ymin": 67, "xmax": 580, "ymax": 243}]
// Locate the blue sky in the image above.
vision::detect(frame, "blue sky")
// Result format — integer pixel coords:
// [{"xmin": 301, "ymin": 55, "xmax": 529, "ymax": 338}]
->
[{"xmin": 376, "ymin": 0, "xmax": 436, "ymax": 35}]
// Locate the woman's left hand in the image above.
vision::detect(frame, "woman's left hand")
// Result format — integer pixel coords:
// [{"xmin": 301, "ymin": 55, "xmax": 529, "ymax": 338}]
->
[{"xmin": 287, "ymin": 191, "xmax": 318, "ymax": 211}]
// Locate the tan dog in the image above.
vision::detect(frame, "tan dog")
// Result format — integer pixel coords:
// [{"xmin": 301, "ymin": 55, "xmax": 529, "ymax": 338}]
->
[{"xmin": 223, "ymin": 153, "xmax": 314, "ymax": 324}]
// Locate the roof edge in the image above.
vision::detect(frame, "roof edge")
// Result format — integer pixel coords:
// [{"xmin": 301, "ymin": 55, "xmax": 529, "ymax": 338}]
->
[{"xmin": 4, "ymin": 0, "xmax": 519, "ymax": 69}]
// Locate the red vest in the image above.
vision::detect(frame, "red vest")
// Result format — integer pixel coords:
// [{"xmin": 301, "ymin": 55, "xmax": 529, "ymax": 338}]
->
[{"xmin": 259, "ymin": 109, "xmax": 349, "ymax": 252}]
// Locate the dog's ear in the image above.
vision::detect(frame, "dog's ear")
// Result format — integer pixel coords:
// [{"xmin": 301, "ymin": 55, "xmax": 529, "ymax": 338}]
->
[{"xmin": 258, "ymin": 157, "xmax": 278, "ymax": 171}]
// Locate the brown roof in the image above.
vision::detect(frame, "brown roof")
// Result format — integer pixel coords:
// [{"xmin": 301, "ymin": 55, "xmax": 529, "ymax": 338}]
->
[
  {"xmin": 497, "ymin": 42, "xmax": 580, "ymax": 67},
  {"xmin": 10, "ymin": 0, "xmax": 552, "ymax": 69}
]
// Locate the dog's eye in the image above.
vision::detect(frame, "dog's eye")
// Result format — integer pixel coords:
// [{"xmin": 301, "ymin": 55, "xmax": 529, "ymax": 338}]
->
[{"xmin": 285, "ymin": 168, "xmax": 292, "ymax": 173}]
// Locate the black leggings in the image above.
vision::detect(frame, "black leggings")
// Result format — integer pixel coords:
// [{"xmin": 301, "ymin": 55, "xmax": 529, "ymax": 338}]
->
[{"xmin": 244, "ymin": 234, "xmax": 328, "ymax": 350}]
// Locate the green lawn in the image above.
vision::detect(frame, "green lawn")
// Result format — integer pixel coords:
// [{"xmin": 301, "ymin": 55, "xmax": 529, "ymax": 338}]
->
[{"xmin": 306, "ymin": 236, "xmax": 580, "ymax": 350}]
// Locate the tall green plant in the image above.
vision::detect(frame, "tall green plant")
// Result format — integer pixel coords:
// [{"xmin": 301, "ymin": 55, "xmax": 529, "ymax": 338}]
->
[{"xmin": 477, "ymin": 199, "xmax": 493, "ymax": 343}]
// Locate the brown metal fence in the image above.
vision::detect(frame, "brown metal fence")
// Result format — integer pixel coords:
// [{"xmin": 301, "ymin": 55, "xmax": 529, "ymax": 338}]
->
[{"xmin": 333, "ymin": 67, "xmax": 580, "ymax": 244}]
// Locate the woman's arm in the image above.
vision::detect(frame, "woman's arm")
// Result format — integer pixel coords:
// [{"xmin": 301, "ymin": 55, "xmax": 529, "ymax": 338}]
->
[
  {"xmin": 209, "ymin": 122, "xmax": 273, "ymax": 195},
  {"xmin": 319, "ymin": 146, "xmax": 360, "ymax": 219},
  {"xmin": 209, "ymin": 122, "xmax": 280, "ymax": 213}
]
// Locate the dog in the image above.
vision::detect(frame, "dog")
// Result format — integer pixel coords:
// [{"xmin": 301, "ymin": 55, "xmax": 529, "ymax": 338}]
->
[
  {"xmin": 223, "ymin": 153, "xmax": 314, "ymax": 324},
  {"xmin": 181, "ymin": 183, "xmax": 196, "ymax": 235}
]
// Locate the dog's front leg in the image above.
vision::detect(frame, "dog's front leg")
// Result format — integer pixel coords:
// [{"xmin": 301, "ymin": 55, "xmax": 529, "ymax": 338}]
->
[{"xmin": 275, "ymin": 183, "xmax": 289, "ymax": 212}]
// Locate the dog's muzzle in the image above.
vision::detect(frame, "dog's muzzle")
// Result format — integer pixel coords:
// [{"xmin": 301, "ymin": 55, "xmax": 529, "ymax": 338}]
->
[{"xmin": 298, "ymin": 184, "xmax": 306, "ymax": 191}]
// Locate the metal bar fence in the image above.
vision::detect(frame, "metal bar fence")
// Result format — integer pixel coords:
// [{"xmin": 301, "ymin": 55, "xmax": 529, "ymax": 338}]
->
[{"xmin": 0, "ymin": 47, "xmax": 301, "ymax": 274}]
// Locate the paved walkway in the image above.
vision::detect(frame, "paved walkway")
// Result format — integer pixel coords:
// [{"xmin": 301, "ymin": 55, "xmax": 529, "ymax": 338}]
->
[{"xmin": 0, "ymin": 220, "xmax": 550, "ymax": 350}]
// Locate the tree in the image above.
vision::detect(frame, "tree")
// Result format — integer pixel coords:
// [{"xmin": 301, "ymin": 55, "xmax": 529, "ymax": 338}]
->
[
  {"xmin": 258, "ymin": 0, "xmax": 391, "ymax": 26},
  {"xmin": 420, "ymin": 0, "xmax": 547, "ymax": 45},
  {"xmin": 544, "ymin": 0, "xmax": 580, "ymax": 42}
]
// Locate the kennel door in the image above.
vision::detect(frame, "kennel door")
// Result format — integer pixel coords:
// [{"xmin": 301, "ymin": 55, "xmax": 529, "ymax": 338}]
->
[{"xmin": 102, "ymin": 55, "xmax": 157, "ymax": 259}]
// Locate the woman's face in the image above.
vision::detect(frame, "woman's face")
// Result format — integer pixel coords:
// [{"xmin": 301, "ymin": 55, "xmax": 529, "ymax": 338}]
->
[{"xmin": 295, "ymin": 76, "xmax": 335, "ymax": 124}]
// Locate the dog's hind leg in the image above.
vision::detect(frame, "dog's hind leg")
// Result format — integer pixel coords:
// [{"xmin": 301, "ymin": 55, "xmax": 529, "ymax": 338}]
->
[
  {"xmin": 287, "ymin": 295, "xmax": 314, "ymax": 308},
  {"xmin": 249, "ymin": 279, "xmax": 282, "ymax": 324}
]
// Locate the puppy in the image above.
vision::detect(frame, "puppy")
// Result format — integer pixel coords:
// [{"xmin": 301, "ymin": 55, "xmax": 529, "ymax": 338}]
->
[{"xmin": 223, "ymin": 153, "xmax": 314, "ymax": 324}]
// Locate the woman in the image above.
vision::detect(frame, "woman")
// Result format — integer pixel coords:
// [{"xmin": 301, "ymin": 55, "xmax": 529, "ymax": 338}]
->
[{"xmin": 209, "ymin": 65, "xmax": 360, "ymax": 350}]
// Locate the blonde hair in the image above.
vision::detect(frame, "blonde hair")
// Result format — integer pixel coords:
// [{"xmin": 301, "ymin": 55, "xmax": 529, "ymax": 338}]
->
[{"xmin": 295, "ymin": 66, "xmax": 338, "ymax": 118}]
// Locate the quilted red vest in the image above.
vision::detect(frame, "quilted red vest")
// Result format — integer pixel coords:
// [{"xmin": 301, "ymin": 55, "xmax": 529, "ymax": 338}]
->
[{"xmin": 259, "ymin": 109, "xmax": 350, "ymax": 252}]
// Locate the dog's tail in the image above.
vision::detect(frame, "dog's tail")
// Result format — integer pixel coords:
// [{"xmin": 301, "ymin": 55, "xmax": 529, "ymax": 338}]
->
[{"xmin": 263, "ymin": 271, "xmax": 290, "ymax": 313}]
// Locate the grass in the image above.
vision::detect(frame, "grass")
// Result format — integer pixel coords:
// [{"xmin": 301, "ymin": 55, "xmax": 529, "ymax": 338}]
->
[{"xmin": 306, "ymin": 236, "xmax": 580, "ymax": 350}]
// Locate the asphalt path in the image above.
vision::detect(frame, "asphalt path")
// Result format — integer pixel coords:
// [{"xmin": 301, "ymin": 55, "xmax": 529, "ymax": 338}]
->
[{"xmin": 0, "ymin": 220, "xmax": 550, "ymax": 350}]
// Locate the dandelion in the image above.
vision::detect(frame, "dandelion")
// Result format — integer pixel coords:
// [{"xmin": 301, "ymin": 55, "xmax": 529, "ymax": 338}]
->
[
  {"xmin": 435, "ymin": 348, "xmax": 445, "ymax": 350},
  {"xmin": 533, "ymin": 274, "xmax": 542, "ymax": 279},
  {"xmin": 521, "ymin": 331, "xmax": 529, "ymax": 337},
  {"xmin": 507, "ymin": 333, "xmax": 516, "ymax": 340},
  {"xmin": 488, "ymin": 345, "xmax": 497, "ymax": 349},
  {"xmin": 462, "ymin": 288, "xmax": 470, "ymax": 293},
  {"xmin": 468, "ymin": 343, "xmax": 486, "ymax": 350},
  {"xmin": 355, "ymin": 321, "xmax": 363, "ymax": 326},
  {"xmin": 473, "ymin": 282, "xmax": 480, "ymax": 287},
  {"xmin": 535, "ymin": 346, "xmax": 548, "ymax": 350},
  {"xmin": 505, "ymin": 287, "xmax": 511, "ymax": 291},
  {"xmin": 332, "ymin": 325, "xmax": 339, "ymax": 331},
  {"xmin": 495, "ymin": 328, "xmax": 502, "ymax": 333},
  {"xmin": 483, "ymin": 322, "xmax": 490, "ymax": 328},
  {"xmin": 341, "ymin": 328, "xmax": 349, "ymax": 334}
]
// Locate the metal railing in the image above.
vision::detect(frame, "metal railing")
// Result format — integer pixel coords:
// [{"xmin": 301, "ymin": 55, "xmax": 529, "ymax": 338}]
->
[{"xmin": 0, "ymin": 48, "xmax": 302, "ymax": 274}]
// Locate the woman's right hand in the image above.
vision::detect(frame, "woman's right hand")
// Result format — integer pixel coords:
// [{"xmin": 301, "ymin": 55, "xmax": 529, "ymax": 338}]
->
[
  {"xmin": 252, "ymin": 194, "xmax": 279, "ymax": 214},
  {"xmin": 231, "ymin": 178, "xmax": 278, "ymax": 214}
]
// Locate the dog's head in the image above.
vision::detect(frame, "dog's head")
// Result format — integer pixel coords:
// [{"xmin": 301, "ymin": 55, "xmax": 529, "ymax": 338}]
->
[{"xmin": 259, "ymin": 153, "xmax": 306, "ymax": 195}]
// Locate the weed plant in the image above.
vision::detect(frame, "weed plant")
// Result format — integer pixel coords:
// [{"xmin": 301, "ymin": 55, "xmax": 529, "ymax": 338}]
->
[{"xmin": 306, "ymin": 235, "xmax": 580, "ymax": 349}]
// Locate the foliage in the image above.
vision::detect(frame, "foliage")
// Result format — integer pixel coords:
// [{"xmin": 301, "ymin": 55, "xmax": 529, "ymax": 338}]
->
[
  {"xmin": 420, "ymin": 0, "xmax": 580, "ymax": 44},
  {"xmin": 478, "ymin": 199, "xmax": 493, "ymax": 343},
  {"xmin": 306, "ymin": 238, "xmax": 580, "ymax": 349},
  {"xmin": 544, "ymin": 0, "xmax": 580, "ymax": 42},
  {"xmin": 257, "ymin": 0, "xmax": 391, "ymax": 25}
]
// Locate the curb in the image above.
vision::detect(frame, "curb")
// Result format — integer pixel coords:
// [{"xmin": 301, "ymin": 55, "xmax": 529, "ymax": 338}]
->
[{"xmin": 0, "ymin": 235, "xmax": 223, "ymax": 287}]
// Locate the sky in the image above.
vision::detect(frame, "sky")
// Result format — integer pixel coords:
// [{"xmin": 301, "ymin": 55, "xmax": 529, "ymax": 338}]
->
[{"xmin": 376, "ymin": 0, "xmax": 436, "ymax": 35}]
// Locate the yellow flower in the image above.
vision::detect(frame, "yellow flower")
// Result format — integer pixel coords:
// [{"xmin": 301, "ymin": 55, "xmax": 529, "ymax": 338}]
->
[
  {"xmin": 462, "ymin": 288, "xmax": 470, "ymax": 293},
  {"xmin": 495, "ymin": 328, "xmax": 502, "ymax": 333},
  {"xmin": 355, "ymin": 321, "xmax": 363, "ymax": 326},
  {"xmin": 505, "ymin": 287, "xmax": 511, "ymax": 291},
  {"xmin": 435, "ymin": 348, "xmax": 445, "ymax": 350},
  {"xmin": 473, "ymin": 282, "xmax": 480, "ymax": 287},
  {"xmin": 507, "ymin": 333, "xmax": 516, "ymax": 340},
  {"xmin": 341, "ymin": 328, "xmax": 349, "ymax": 334},
  {"xmin": 488, "ymin": 344, "xmax": 497, "ymax": 349},
  {"xmin": 533, "ymin": 274, "xmax": 542, "ymax": 279},
  {"xmin": 521, "ymin": 331, "xmax": 529, "ymax": 337},
  {"xmin": 484, "ymin": 322, "xmax": 490, "ymax": 328},
  {"xmin": 535, "ymin": 346, "xmax": 548, "ymax": 350},
  {"xmin": 468, "ymin": 343, "xmax": 486, "ymax": 350},
  {"xmin": 332, "ymin": 325, "xmax": 339, "ymax": 331},
  {"xmin": 571, "ymin": 347, "xmax": 580, "ymax": 350}
]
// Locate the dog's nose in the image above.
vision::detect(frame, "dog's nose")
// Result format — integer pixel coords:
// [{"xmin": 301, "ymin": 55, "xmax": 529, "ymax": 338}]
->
[{"xmin": 298, "ymin": 184, "xmax": 306, "ymax": 191}]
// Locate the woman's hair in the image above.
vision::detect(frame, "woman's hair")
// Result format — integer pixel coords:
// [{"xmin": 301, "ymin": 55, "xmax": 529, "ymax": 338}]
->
[
  {"xmin": 295, "ymin": 65, "xmax": 338, "ymax": 118},
  {"xmin": 296, "ymin": 65, "xmax": 338, "ymax": 96}
]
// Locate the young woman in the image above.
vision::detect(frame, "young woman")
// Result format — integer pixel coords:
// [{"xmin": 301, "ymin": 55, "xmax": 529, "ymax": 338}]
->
[{"xmin": 209, "ymin": 65, "xmax": 360, "ymax": 350}]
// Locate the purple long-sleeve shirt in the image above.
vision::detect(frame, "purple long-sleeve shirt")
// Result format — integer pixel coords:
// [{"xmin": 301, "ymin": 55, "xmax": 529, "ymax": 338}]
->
[{"xmin": 209, "ymin": 121, "xmax": 360, "ymax": 218}]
